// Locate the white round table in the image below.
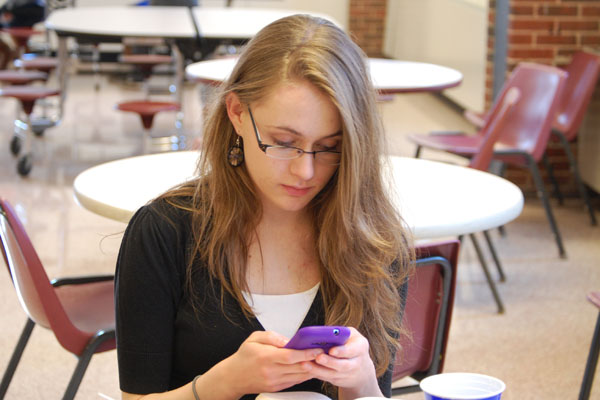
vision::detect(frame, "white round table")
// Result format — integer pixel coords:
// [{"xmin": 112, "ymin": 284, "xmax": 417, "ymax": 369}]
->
[
  {"xmin": 45, "ymin": 6, "xmax": 195, "ymax": 39},
  {"xmin": 45, "ymin": 6, "xmax": 342, "ymax": 41},
  {"xmin": 191, "ymin": 8, "xmax": 343, "ymax": 40},
  {"xmin": 186, "ymin": 57, "xmax": 463, "ymax": 94},
  {"xmin": 73, "ymin": 151, "xmax": 523, "ymax": 239}
]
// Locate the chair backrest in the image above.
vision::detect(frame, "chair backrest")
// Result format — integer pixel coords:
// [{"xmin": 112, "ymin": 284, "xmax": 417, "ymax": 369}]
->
[
  {"xmin": 392, "ymin": 240, "xmax": 460, "ymax": 383},
  {"xmin": 553, "ymin": 51, "xmax": 600, "ymax": 141},
  {"xmin": 0, "ymin": 198, "xmax": 91, "ymax": 355},
  {"xmin": 469, "ymin": 87, "xmax": 521, "ymax": 171},
  {"xmin": 487, "ymin": 62, "xmax": 567, "ymax": 162}
]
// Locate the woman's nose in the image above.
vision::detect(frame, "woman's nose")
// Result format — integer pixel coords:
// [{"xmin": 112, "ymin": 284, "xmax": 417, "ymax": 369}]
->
[{"xmin": 289, "ymin": 152, "xmax": 315, "ymax": 181}]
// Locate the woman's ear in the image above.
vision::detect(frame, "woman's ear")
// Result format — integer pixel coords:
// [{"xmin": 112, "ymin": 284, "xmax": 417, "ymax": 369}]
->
[{"xmin": 225, "ymin": 92, "xmax": 244, "ymax": 134}]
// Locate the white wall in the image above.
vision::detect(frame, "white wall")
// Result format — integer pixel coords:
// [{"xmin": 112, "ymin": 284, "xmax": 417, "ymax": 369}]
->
[
  {"xmin": 75, "ymin": 0, "xmax": 347, "ymax": 28},
  {"xmin": 384, "ymin": 0, "xmax": 488, "ymax": 112}
]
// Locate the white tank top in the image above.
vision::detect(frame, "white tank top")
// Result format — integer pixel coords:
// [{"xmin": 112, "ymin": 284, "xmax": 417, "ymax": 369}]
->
[{"xmin": 243, "ymin": 283, "xmax": 320, "ymax": 339}]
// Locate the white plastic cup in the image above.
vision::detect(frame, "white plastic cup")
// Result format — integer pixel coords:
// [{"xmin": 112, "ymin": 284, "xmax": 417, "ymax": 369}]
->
[{"xmin": 420, "ymin": 372, "xmax": 506, "ymax": 400}]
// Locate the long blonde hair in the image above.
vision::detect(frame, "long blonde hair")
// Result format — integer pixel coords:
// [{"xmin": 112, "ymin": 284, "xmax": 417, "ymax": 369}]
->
[{"xmin": 160, "ymin": 14, "xmax": 413, "ymax": 378}]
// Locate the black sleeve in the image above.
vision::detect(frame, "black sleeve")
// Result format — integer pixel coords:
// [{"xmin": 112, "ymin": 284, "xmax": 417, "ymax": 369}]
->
[
  {"xmin": 115, "ymin": 203, "xmax": 187, "ymax": 394},
  {"xmin": 378, "ymin": 361, "xmax": 394, "ymax": 398}
]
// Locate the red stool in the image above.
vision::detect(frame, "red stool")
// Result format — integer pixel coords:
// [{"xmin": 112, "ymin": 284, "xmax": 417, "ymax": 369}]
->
[
  {"xmin": 120, "ymin": 54, "xmax": 174, "ymax": 98},
  {"xmin": 116, "ymin": 100, "xmax": 181, "ymax": 153},
  {"xmin": 0, "ymin": 70, "xmax": 48, "ymax": 155},
  {"xmin": 12, "ymin": 56, "xmax": 60, "ymax": 132},
  {"xmin": 1, "ymin": 27, "xmax": 42, "ymax": 59},
  {"xmin": 120, "ymin": 54, "xmax": 173, "ymax": 78},
  {"xmin": 0, "ymin": 70, "xmax": 47, "ymax": 85},
  {"xmin": 14, "ymin": 56, "xmax": 59, "ymax": 74},
  {"xmin": 0, "ymin": 86, "xmax": 60, "ymax": 176},
  {"xmin": 117, "ymin": 54, "xmax": 181, "ymax": 152},
  {"xmin": 2, "ymin": 28, "xmax": 59, "ymax": 82}
]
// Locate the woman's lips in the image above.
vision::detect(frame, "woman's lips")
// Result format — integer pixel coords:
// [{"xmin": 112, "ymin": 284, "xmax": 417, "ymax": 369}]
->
[{"xmin": 282, "ymin": 184, "xmax": 312, "ymax": 197}]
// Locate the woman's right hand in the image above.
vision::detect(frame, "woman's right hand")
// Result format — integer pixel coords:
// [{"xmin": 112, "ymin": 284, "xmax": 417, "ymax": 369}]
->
[{"xmin": 197, "ymin": 331, "xmax": 324, "ymax": 399}]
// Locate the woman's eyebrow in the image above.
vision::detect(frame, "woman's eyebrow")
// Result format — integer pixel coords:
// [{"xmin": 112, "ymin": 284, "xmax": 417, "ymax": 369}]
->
[{"xmin": 267, "ymin": 125, "xmax": 342, "ymax": 139}]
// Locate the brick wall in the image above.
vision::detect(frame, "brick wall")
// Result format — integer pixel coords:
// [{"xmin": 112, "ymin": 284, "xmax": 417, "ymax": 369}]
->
[
  {"xmin": 348, "ymin": 0, "xmax": 387, "ymax": 57},
  {"xmin": 487, "ymin": 0, "xmax": 600, "ymax": 196}
]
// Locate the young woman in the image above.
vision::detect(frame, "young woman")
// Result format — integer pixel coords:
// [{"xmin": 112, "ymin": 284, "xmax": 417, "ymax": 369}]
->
[{"xmin": 115, "ymin": 14, "xmax": 413, "ymax": 400}]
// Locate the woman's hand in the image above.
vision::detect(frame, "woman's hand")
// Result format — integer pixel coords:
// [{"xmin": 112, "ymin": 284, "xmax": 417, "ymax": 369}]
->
[
  {"xmin": 199, "ymin": 331, "xmax": 324, "ymax": 399},
  {"xmin": 309, "ymin": 327, "xmax": 383, "ymax": 399}
]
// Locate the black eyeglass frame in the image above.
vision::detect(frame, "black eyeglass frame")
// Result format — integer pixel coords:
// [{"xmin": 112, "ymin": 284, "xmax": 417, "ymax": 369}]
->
[{"xmin": 247, "ymin": 106, "xmax": 341, "ymax": 164}]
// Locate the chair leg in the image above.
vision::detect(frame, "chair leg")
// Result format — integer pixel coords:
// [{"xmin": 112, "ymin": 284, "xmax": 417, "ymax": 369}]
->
[
  {"xmin": 469, "ymin": 233, "xmax": 505, "ymax": 314},
  {"xmin": 579, "ymin": 312, "xmax": 600, "ymax": 400},
  {"xmin": 92, "ymin": 43, "xmax": 101, "ymax": 92},
  {"xmin": 495, "ymin": 162, "xmax": 508, "ymax": 237},
  {"xmin": 554, "ymin": 131, "xmax": 597, "ymax": 226},
  {"xmin": 62, "ymin": 332, "xmax": 115, "ymax": 400},
  {"xmin": 391, "ymin": 383, "xmax": 423, "ymax": 396},
  {"xmin": 542, "ymin": 153, "xmax": 564, "ymax": 205},
  {"xmin": 0, "ymin": 318, "xmax": 35, "ymax": 399},
  {"xmin": 414, "ymin": 145, "xmax": 422, "ymax": 158},
  {"xmin": 483, "ymin": 230, "xmax": 506, "ymax": 282},
  {"xmin": 528, "ymin": 157, "xmax": 567, "ymax": 258},
  {"xmin": 497, "ymin": 225, "xmax": 506, "ymax": 237},
  {"xmin": 62, "ymin": 355, "xmax": 92, "ymax": 400}
]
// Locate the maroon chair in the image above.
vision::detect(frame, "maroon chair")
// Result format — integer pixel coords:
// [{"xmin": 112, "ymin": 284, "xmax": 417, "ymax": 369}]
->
[
  {"xmin": 548, "ymin": 52, "xmax": 600, "ymax": 225},
  {"xmin": 468, "ymin": 88, "xmax": 521, "ymax": 172},
  {"xmin": 409, "ymin": 63, "xmax": 568, "ymax": 258},
  {"xmin": 464, "ymin": 52, "xmax": 600, "ymax": 227},
  {"xmin": 579, "ymin": 292, "xmax": 600, "ymax": 400},
  {"xmin": 392, "ymin": 240, "xmax": 459, "ymax": 395},
  {"xmin": 0, "ymin": 198, "xmax": 115, "ymax": 400}
]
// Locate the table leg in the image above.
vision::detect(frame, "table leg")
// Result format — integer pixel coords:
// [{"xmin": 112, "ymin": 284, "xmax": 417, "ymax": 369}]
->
[
  {"xmin": 56, "ymin": 35, "xmax": 69, "ymax": 120},
  {"xmin": 173, "ymin": 43, "xmax": 185, "ymax": 146}
]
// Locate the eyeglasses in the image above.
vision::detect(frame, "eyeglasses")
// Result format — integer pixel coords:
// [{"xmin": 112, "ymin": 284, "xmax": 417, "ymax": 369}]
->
[{"xmin": 247, "ymin": 106, "xmax": 341, "ymax": 165}]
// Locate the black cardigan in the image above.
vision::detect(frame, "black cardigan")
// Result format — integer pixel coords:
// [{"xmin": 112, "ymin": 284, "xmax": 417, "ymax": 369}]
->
[{"xmin": 115, "ymin": 199, "xmax": 394, "ymax": 399}]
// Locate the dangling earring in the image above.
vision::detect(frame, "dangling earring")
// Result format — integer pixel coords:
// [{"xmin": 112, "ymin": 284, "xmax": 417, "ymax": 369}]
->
[{"xmin": 228, "ymin": 135, "xmax": 244, "ymax": 167}]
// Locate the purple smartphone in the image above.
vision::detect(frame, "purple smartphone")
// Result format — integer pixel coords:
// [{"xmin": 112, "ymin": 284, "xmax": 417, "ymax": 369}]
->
[{"xmin": 284, "ymin": 326, "xmax": 351, "ymax": 351}]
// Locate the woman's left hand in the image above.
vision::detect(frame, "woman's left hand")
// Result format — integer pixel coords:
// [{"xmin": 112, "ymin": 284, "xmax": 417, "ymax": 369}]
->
[{"xmin": 309, "ymin": 327, "xmax": 383, "ymax": 399}]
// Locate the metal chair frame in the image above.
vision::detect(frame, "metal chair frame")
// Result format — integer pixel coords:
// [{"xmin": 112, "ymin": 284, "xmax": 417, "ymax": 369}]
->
[
  {"xmin": 579, "ymin": 292, "xmax": 600, "ymax": 400},
  {"xmin": 548, "ymin": 128, "xmax": 597, "ymax": 226}
]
